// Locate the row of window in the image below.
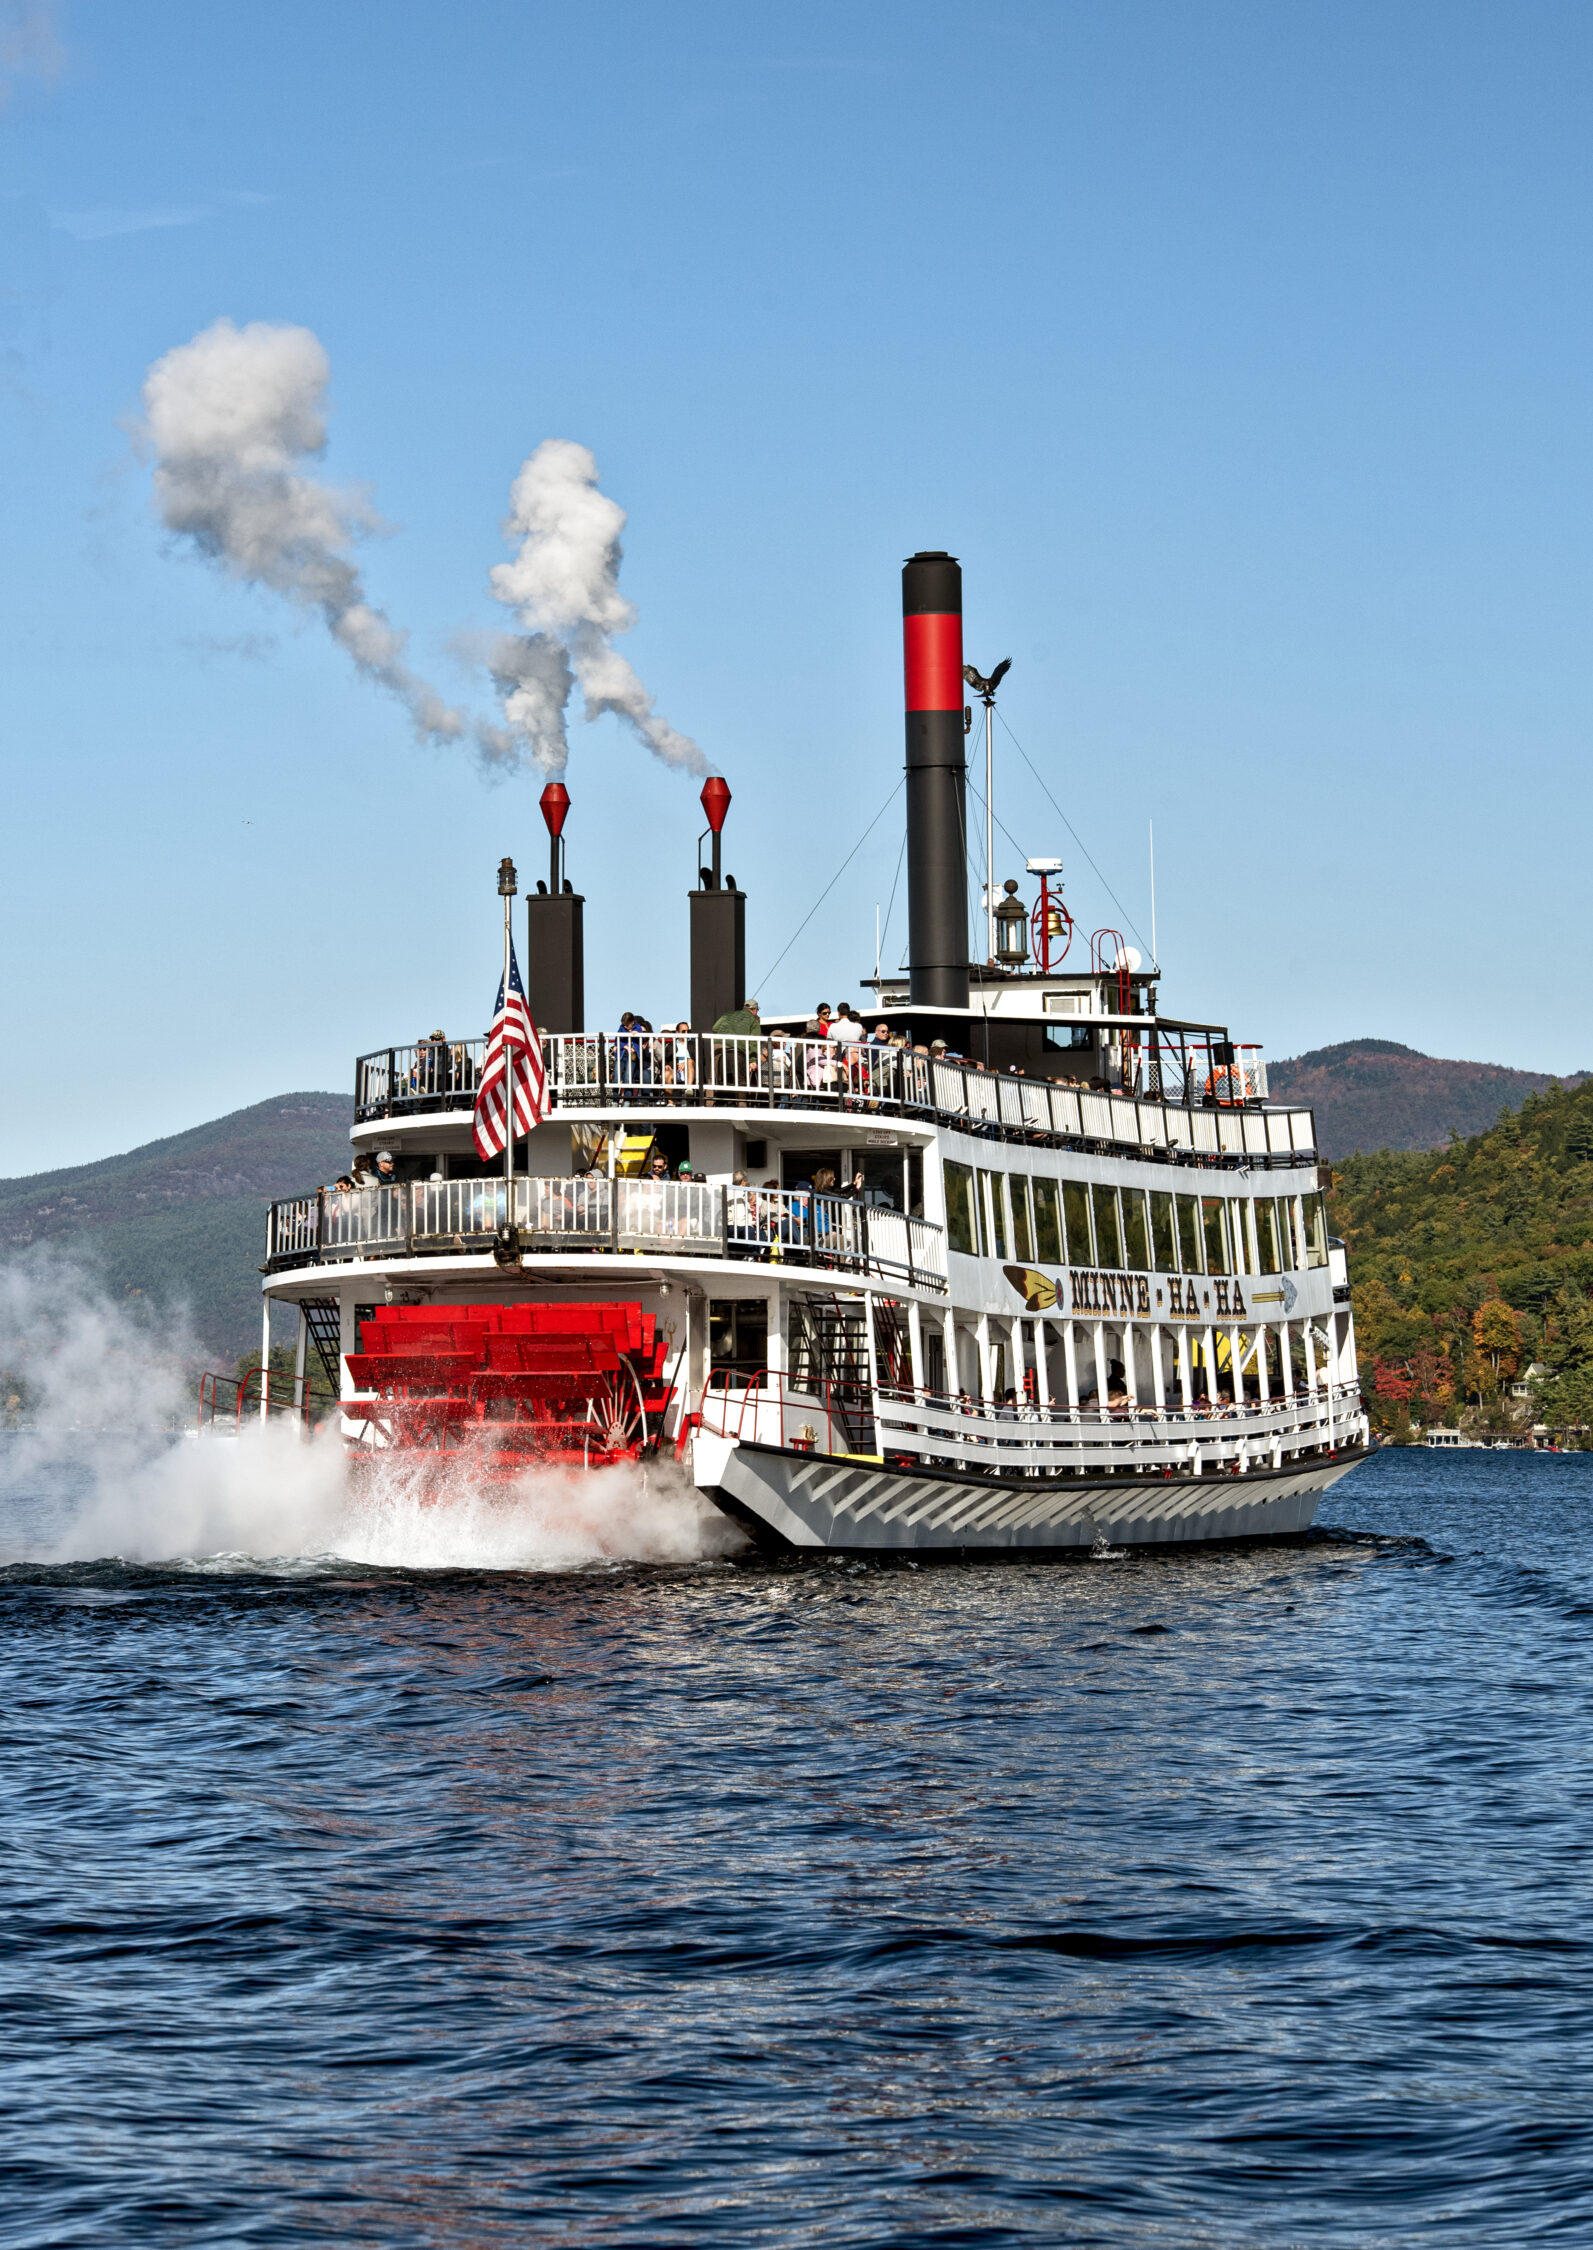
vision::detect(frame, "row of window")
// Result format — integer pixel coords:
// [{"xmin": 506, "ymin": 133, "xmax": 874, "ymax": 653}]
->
[{"xmin": 943, "ymin": 1164, "xmax": 1330, "ymax": 1276}]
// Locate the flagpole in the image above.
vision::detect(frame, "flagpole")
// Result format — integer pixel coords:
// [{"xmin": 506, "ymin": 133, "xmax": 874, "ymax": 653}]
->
[{"xmin": 498, "ymin": 856, "xmax": 518, "ymax": 1224}]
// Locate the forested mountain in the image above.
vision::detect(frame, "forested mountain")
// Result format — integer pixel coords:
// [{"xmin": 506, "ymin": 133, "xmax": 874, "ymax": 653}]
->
[
  {"xmin": 1269, "ymin": 1040, "xmax": 1587, "ymax": 1159},
  {"xmin": 0, "ymin": 1095, "xmax": 351, "ymax": 1361},
  {"xmin": 1330, "ymin": 1079, "xmax": 1593, "ymax": 1436}
]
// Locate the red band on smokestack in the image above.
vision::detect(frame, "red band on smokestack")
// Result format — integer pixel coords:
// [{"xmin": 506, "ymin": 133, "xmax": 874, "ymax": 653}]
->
[
  {"xmin": 539, "ymin": 782, "xmax": 570, "ymax": 837},
  {"xmin": 700, "ymin": 775, "xmax": 731, "ymax": 832},
  {"xmin": 903, "ymin": 613, "xmax": 964, "ymax": 711}
]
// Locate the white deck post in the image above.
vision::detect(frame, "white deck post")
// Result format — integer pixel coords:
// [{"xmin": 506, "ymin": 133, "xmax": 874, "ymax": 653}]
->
[
  {"xmin": 906, "ymin": 1299, "xmax": 923, "ymax": 1393},
  {"xmin": 1303, "ymin": 1320, "xmax": 1319, "ymax": 1397},
  {"xmin": 863, "ymin": 1288, "xmax": 880, "ymax": 1437},
  {"xmin": 942, "ymin": 1306, "xmax": 958, "ymax": 1397},
  {"xmin": 1230, "ymin": 1324, "xmax": 1244, "ymax": 1405},
  {"xmin": 1008, "ymin": 1315, "xmax": 1025, "ymax": 1403},
  {"xmin": 1062, "ymin": 1320, "xmax": 1080, "ymax": 1412},
  {"xmin": 259, "ymin": 1296, "xmax": 271, "ymax": 1423},
  {"xmin": 1151, "ymin": 1323, "xmax": 1166, "ymax": 1411},
  {"xmin": 1254, "ymin": 1324, "xmax": 1271, "ymax": 1403},
  {"xmin": 1033, "ymin": 1318, "xmax": 1051, "ymax": 1409},
  {"xmin": 293, "ymin": 1304, "xmax": 308, "ymax": 1435},
  {"xmin": 976, "ymin": 1312, "xmax": 994, "ymax": 1401},
  {"xmin": 1123, "ymin": 1323, "xmax": 1139, "ymax": 1407},
  {"xmin": 1176, "ymin": 1324, "xmax": 1193, "ymax": 1413},
  {"xmin": 1092, "ymin": 1320, "xmax": 1108, "ymax": 1419}
]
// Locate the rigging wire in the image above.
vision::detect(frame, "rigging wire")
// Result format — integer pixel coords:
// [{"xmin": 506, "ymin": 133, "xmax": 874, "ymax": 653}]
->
[
  {"xmin": 750, "ymin": 778, "xmax": 904, "ymax": 999},
  {"xmin": 877, "ymin": 826, "xmax": 908, "ymax": 977},
  {"xmin": 996, "ymin": 708, "xmax": 1149, "ymax": 953}
]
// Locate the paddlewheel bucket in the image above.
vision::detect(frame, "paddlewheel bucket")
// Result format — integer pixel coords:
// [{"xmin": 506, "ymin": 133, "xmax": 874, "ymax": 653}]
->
[{"xmin": 342, "ymin": 1301, "xmax": 673, "ymax": 1471}]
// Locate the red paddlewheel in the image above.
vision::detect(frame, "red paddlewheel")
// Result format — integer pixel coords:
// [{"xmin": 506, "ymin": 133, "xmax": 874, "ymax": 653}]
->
[{"xmin": 342, "ymin": 1300, "xmax": 673, "ymax": 1466}]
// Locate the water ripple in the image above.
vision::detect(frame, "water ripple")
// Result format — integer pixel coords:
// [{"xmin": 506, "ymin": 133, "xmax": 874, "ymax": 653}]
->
[{"xmin": 1, "ymin": 1450, "xmax": 1592, "ymax": 2245}]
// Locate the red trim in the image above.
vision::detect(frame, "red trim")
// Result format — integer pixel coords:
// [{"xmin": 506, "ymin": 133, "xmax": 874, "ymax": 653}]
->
[{"xmin": 903, "ymin": 612, "xmax": 964, "ymax": 711}]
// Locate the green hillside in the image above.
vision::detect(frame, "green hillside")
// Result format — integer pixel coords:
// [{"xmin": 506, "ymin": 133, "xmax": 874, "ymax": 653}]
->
[
  {"xmin": 0, "ymin": 1094, "xmax": 352, "ymax": 1361},
  {"xmin": 1269, "ymin": 1039, "xmax": 1588, "ymax": 1158},
  {"xmin": 1329, "ymin": 1077, "xmax": 1593, "ymax": 1437}
]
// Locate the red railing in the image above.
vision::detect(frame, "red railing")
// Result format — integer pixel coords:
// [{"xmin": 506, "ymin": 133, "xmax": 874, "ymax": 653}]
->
[{"xmin": 196, "ymin": 1367, "xmax": 321, "ymax": 1434}]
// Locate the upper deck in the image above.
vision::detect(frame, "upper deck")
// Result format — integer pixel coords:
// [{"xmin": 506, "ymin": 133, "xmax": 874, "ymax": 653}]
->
[{"xmin": 353, "ymin": 1030, "xmax": 1317, "ymax": 1170}]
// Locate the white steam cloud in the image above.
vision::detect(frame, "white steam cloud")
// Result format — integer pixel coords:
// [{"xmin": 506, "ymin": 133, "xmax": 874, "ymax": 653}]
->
[
  {"xmin": 139, "ymin": 327, "xmax": 705, "ymax": 784},
  {"xmin": 485, "ymin": 438, "xmax": 707, "ymax": 780},
  {"xmin": 140, "ymin": 318, "xmax": 468, "ymax": 748}
]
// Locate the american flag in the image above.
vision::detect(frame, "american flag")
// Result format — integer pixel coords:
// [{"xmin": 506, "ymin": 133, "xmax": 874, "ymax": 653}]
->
[{"xmin": 472, "ymin": 939, "xmax": 549, "ymax": 1160}]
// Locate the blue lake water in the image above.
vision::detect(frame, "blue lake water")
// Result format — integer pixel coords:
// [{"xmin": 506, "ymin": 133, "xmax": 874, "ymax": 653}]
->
[{"xmin": 2, "ymin": 1446, "xmax": 1591, "ymax": 2246}]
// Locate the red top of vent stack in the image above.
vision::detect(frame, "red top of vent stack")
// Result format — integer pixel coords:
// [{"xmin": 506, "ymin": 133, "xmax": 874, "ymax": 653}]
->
[
  {"xmin": 700, "ymin": 776, "xmax": 731, "ymax": 832},
  {"xmin": 539, "ymin": 782, "xmax": 571, "ymax": 837}
]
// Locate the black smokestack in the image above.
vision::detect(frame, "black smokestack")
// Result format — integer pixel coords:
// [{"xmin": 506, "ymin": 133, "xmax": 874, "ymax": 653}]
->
[{"xmin": 903, "ymin": 551, "xmax": 969, "ymax": 1009}]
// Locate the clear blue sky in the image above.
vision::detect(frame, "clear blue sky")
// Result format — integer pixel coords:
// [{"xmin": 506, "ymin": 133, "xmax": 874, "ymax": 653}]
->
[{"xmin": 3, "ymin": 0, "xmax": 1591, "ymax": 1174}]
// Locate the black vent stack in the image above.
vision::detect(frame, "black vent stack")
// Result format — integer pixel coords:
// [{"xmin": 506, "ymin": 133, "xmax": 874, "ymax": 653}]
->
[
  {"xmin": 689, "ymin": 775, "xmax": 746, "ymax": 1030},
  {"xmin": 525, "ymin": 781, "xmax": 584, "ymax": 1033}
]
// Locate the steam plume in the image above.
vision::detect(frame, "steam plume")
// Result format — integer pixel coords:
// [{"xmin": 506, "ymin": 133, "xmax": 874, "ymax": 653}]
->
[
  {"xmin": 487, "ymin": 438, "xmax": 707, "ymax": 779},
  {"xmin": 140, "ymin": 318, "xmax": 466, "ymax": 746}
]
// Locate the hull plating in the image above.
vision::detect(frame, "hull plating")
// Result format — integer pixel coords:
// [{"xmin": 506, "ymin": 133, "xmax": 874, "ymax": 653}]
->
[{"xmin": 695, "ymin": 1435, "xmax": 1363, "ymax": 1553}]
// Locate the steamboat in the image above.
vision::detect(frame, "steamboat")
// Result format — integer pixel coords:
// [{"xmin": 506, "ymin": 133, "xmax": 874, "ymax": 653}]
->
[{"xmin": 242, "ymin": 551, "xmax": 1367, "ymax": 1552}]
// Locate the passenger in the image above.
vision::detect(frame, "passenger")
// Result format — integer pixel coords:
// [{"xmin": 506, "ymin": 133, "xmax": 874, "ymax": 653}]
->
[
  {"xmin": 371, "ymin": 1149, "xmax": 399, "ymax": 1187},
  {"xmin": 616, "ymin": 1011, "xmax": 640, "ymax": 1095},
  {"xmin": 713, "ymin": 997, "xmax": 761, "ymax": 1035},
  {"xmin": 804, "ymin": 1006, "xmax": 836, "ymax": 1096}
]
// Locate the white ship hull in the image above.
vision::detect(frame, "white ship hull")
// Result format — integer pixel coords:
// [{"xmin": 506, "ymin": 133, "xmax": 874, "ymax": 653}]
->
[{"xmin": 695, "ymin": 1433, "xmax": 1363, "ymax": 1553}]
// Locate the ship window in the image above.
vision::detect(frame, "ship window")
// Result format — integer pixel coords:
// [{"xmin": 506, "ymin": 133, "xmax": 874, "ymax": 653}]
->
[
  {"xmin": 1201, "ymin": 1197, "xmax": 1231, "ymax": 1275},
  {"xmin": 1122, "ymin": 1189, "xmax": 1150, "ymax": 1271},
  {"xmin": 1092, "ymin": 1184, "xmax": 1123, "ymax": 1270},
  {"xmin": 1033, "ymin": 1178, "xmax": 1062, "ymax": 1265},
  {"xmin": 1010, "ymin": 1175, "xmax": 1034, "ymax": 1262},
  {"xmin": 1256, "ymin": 1201, "xmax": 1281, "ymax": 1275},
  {"xmin": 944, "ymin": 1162, "xmax": 978, "ymax": 1257},
  {"xmin": 1150, "ymin": 1190, "xmax": 1177, "ymax": 1272},
  {"xmin": 1063, "ymin": 1179, "xmax": 1092, "ymax": 1265},
  {"xmin": 1278, "ymin": 1196, "xmax": 1298, "ymax": 1269},
  {"xmin": 709, "ymin": 1299, "xmax": 768, "ymax": 1383},
  {"xmin": 1176, "ymin": 1194, "xmax": 1204, "ymax": 1274},
  {"xmin": 1231, "ymin": 1201, "xmax": 1253, "ymax": 1275},
  {"xmin": 979, "ymin": 1170, "xmax": 1008, "ymax": 1260},
  {"xmin": 1305, "ymin": 1193, "xmax": 1330, "ymax": 1269},
  {"xmin": 1045, "ymin": 1024, "xmax": 1094, "ymax": 1054}
]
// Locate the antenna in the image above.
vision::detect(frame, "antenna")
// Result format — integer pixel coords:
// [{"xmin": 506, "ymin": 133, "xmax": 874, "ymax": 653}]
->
[{"xmin": 1149, "ymin": 818, "xmax": 1157, "ymax": 970}]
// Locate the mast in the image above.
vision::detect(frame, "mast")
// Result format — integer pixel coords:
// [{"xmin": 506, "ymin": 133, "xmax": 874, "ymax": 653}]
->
[{"xmin": 498, "ymin": 855, "xmax": 517, "ymax": 1208}]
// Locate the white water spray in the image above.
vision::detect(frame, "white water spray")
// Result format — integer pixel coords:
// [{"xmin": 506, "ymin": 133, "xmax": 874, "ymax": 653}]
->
[{"xmin": 0, "ymin": 1260, "xmax": 743, "ymax": 1570}]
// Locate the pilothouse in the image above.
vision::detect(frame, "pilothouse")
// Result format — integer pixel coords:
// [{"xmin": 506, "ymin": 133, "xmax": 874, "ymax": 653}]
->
[{"xmin": 235, "ymin": 549, "xmax": 1367, "ymax": 1551}]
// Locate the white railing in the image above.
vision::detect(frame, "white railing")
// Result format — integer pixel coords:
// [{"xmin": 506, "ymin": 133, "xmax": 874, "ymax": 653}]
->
[
  {"xmin": 354, "ymin": 1033, "xmax": 1309, "ymax": 1164},
  {"xmin": 696, "ymin": 1371, "xmax": 1365, "ymax": 1477},
  {"xmin": 266, "ymin": 1177, "xmax": 949, "ymax": 1292}
]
